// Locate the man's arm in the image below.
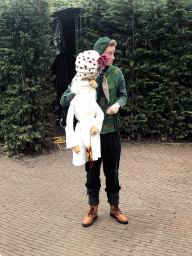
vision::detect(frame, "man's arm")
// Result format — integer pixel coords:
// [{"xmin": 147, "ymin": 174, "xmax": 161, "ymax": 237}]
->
[
  {"xmin": 106, "ymin": 68, "xmax": 128, "ymax": 115},
  {"xmin": 116, "ymin": 69, "xmax": 128, "ymax": 108},
  {"xmin": 60, "ymin": 82, "xmax": 75, "ymax": 107}
]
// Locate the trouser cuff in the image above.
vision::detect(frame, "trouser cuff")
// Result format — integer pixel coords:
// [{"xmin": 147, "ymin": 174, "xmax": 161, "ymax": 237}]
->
[
  {"xmin": 107, "ymin": 191, "xmax": 119, "ymax": 205},
  {"xmin": 87, "ymin": 188, "xmax": 100, "ymax": 205}
]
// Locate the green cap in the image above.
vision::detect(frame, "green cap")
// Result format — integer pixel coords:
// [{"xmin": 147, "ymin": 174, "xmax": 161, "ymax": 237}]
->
[{"xmin": 93, "ymin": 37, "xmax": 111, "ymax": 55}]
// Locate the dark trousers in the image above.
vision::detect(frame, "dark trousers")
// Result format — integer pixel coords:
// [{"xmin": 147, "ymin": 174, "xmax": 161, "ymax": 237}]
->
[{"xmin": 85, "ymin": 129, "xmax": 121, "ymax": 205}]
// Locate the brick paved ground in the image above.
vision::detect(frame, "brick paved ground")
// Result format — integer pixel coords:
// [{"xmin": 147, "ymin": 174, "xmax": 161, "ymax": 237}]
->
[{"xmin": 0, "ymin": 141, "xmax": 192, "ymax": 256}]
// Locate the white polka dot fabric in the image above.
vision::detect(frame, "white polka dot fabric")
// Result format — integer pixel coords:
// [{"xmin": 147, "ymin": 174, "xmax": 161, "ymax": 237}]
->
[{"xmin": 75, "ymin": 50, "xmax": 100, "ymax": 78}]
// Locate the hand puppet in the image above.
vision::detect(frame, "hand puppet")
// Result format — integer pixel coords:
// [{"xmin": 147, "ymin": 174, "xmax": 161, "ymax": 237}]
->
[{"xmin": 65, "ymin": 50, "xmax": 112, "ymax": 167}]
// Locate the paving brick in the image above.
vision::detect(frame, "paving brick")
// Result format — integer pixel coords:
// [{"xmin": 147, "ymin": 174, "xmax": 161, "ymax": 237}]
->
[{"xmin": 0, "ymin": 142, "xmax": 192, "ymax": 256}]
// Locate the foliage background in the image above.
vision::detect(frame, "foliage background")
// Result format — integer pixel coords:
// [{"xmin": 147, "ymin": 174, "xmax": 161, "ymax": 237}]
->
[
  {"xmin": 0, "ymin": 0, "xmax": 56, "ymax": 153},
  {"xmin": 0, "ymin": 0, "xmax": 192, "ymax": 155},
  {"xmin": 79, "ymin": 0, "xmax": 192, "ymax": 141},
  {"xmin": 49, "ymin": 0, "xmax": 192, "ymax": 141}
]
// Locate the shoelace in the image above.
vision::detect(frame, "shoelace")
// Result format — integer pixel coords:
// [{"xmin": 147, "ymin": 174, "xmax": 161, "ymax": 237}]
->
[
  {"xmin": 114, "ymin": 206, "xmax": 122, "ymax": 214},
  {"xmin": 88, "ymin": 207, "xmax": 94, "ymax": 216}
]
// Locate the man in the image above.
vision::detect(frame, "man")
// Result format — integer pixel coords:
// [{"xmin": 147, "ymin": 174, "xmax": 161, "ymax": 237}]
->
[{"xmin": 60, "ymin": 37, "xmax": 128, "ymax": 227}]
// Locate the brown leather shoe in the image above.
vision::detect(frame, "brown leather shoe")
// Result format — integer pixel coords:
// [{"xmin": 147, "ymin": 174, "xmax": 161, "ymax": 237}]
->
[
  {"xmin": 82, "ymin": 205, "xmax": 98, "ymax": 227},
  {"xmin": 110, "ymin": 204, "xmax": 128, "ymax": 224}
]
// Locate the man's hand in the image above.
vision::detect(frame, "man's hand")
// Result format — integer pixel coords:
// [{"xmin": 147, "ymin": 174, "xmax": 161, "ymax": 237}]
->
[
  {"xmin": 106, "ymin": 103, "xmax": 120, "ymax": 115},
  {"xmin": 90, "ymin": 126, "xmax": 98, "ymax": 135},
  {"xmin": 72, "ymin": 145, "xmax": 80, "ymax": 154}
]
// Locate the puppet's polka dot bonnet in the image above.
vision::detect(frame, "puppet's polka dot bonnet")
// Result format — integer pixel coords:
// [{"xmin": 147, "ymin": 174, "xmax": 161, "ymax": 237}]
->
[{"xmin": 75, "ymin": 50, "xmax": 100, "ymax": 78}]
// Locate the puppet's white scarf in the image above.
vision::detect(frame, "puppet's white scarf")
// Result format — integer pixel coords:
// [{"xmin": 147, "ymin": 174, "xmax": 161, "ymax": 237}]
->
[
  {"xmin": 70, "ymin": 77, "xmax": 98, "ymax": 123},
  {"xmin": 71, "ymin": 77, "xmax": 97, "ymax": 100}
]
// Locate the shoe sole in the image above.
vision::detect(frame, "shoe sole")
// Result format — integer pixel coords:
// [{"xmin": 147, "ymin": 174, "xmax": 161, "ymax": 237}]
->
[
  {"xmin": 82, "ymin": 215, "xmax": 98, "ymax": 227},
  {"xmin": 110, "ymin": 212, "xmax": 128, "ymax": 224}
]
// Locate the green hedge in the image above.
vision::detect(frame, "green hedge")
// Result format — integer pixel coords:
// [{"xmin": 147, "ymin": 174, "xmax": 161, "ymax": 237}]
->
[
  {"xmin": 0, "ymin": 0, "xmax": 56, "ymax": 153},
  {"xmin": 1, "ymin": 0, "xmax": 192, "ymax": 151},
  {"xmin": 81, "ymin": 0, "xmax": 192, "ymax": 140}
]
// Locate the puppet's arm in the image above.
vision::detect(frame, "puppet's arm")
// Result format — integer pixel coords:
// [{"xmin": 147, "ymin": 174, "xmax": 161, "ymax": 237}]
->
[{"xmin": 65, "ymin": 103, "xmax": 80, "ymax": 153}]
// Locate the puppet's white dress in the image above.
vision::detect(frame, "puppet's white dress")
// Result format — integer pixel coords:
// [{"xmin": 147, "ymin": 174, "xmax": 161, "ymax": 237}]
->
[{"xmin": 65, "ymin": 87, "xmax": 104, "ymax": 166}]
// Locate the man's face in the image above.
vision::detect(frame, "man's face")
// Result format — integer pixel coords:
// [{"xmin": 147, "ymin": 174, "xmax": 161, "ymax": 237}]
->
[{"xmin": 103, "ymin": 46, "xmax": 115, "ymax": 66}]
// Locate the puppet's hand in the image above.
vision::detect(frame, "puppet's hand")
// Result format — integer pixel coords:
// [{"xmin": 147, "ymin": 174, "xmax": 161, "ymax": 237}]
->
[
  {"xmin": 72, "ymin": 145, "xmax": 80, "ymax": 154},
  {"xmin": 90, "ymin": 126, "xmax": 98, "ymax": 135}
]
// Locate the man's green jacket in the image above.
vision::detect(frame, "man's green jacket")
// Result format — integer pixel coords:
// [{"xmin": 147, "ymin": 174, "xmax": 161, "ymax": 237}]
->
[{"xmin": 60, "ymin": 65, "xmax": 127, "ymax": 134}]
